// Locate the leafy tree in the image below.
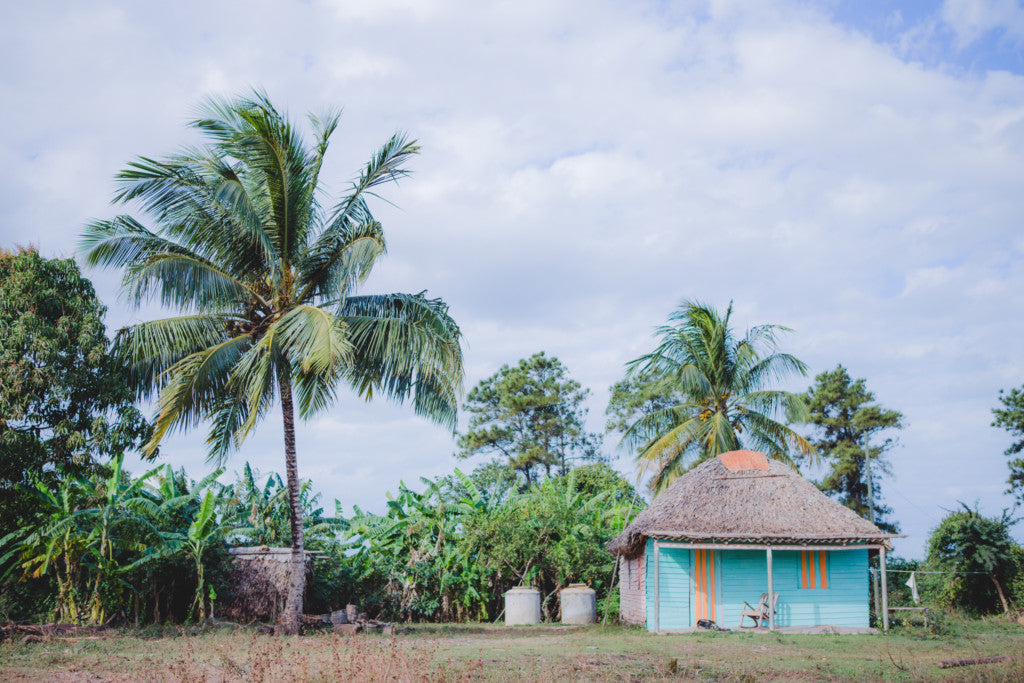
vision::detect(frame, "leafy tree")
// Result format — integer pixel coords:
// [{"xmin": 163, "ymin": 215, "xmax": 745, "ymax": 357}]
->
[
  {"xmin": 346, "ymin": 471, "xmax": 491, "ymax": 621},
  {"xmin": 991, "ymin": 386, "xmax": 1024, "ymax": 503},
  {"xmin": 78, "ymin": 457, "xmax": 166, "ymax": 624},
  {"xmin": 456, "ymin": 352, "xmax": 601, "ymax": 484},
  {"xmin": 80, "ymin": 91, "xmax": 463, "ymax": 634},
  {"xmin": 346, "ymin": 464, "xmax": 640, "ymax": 622},
  {"xmin": 605, "ymin": 371, "xmax": 684, "ymax": 440},
  {"xmin": 459, "ymin": 469, "xmax": 630, "ymax": 620},
  {"xmin": 926, "ymin": 504, "xmax": 1020, "ymax": 615},
  {"xmin": 0, "ymin": 248, "xmax": 149, "ymax": 537},
  {"xmin": 618, "ymin": 300, "xmax": 812, "ymax": 491},
  {"xmin": 174, "ymin": 490, "xmax": 224, "ymax": 622},
  {"xmin": 801, "ymin": 365, "xmax": 903, "ymax": 532}
]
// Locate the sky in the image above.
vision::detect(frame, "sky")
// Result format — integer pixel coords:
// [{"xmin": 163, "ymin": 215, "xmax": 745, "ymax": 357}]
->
[{"xmin": 2, "ymin": 0, "xmax": 1024, "ymax": 558}]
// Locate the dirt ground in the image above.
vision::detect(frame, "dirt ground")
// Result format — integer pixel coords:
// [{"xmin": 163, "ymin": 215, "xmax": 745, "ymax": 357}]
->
[{"xmin": 1, "ymin": 619, "xmax": 1022, "ymax": 681}]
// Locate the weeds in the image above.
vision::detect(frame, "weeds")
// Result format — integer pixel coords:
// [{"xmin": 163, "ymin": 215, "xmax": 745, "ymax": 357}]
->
[{"xmin": 1, "ymin": 620, "xmax": 1022, "ymax": 681}]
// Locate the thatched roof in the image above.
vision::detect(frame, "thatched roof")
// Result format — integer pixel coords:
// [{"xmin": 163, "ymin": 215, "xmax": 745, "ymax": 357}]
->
[{"xmin": 607, "ymin": 451, "xmax": 895, "ymax": 555}]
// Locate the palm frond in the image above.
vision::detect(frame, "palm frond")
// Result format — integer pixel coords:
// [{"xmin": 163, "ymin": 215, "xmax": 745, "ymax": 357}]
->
[
  {"xmin": 144, "ymin": 334, "xmax": 251, "ymax": 457},
  {"xmin": 340, "ymin": 292, "xmax": 463, "ymax": 429},
  {"xmin": 123, "ymin": 252, "xmax": 252, "ymax": 309},
  {"xmin": 296, "ymin": 219, "xmax": 386, "ymax": 303},
  {"xmin": 114, "ymin": 314, "xmax": 235, "ymax": 399},
  {"xmin": 111, "ymin": 154, "xmax": 279, "ymax": 280},
  {"xmin": 324, "ymin": 132, "xmax": 419, "ymax": 231}
]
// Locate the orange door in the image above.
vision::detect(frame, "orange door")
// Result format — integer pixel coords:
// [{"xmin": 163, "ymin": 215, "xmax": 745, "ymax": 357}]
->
[{"xmin": 691, "ymin": 549, "xmax": 718, "ymax": 624}]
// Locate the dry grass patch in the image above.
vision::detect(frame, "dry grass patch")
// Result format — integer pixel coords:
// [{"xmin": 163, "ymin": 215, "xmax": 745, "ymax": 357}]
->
[{"xmin": 1, "ymin": 619, "xmax": 1022, "ymax": 681}]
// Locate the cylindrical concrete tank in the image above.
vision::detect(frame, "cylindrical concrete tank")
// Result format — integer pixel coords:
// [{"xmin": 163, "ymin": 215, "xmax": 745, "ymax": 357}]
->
[
  {"xmin": 505, "ymin": 587, "xmax": 541, "ymax": 625},
  {"xmin": 560, "ymin": 583, "xmax": 596, "ymax": 624}
]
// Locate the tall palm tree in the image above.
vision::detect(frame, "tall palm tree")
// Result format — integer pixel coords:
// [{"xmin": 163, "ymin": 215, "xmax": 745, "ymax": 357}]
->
[
  {"xmin": 621, "ymin": 300, "xmax": 812, "ymax": 491},
  {"xmin": 80, "ymin": 91, "xmax": 464, "ymax": 634}
]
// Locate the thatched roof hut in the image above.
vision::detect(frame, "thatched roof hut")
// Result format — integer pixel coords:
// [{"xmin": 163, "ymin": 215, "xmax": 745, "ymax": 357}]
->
[
  {"xmin": 609, "ymin": 451, "xmax": 898, "ymax": 633},
  {"xmin": 608, "ymin": 450, "xmax": 892, "ymax": 555}
]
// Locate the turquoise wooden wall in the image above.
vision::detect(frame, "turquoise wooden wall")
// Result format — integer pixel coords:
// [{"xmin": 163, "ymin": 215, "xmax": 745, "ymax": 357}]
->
[
  {"xmin": 644, "ymin": 538, "xmax": 692, "ymax": 629},
  {"xmin": 644, "ymin": 540, "xmax": 869, "ymax": 631}
]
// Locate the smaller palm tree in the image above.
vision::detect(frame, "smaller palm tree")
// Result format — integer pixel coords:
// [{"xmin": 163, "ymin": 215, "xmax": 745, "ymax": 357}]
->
[{"xmin": 621, "ymin": 300, "xmax": 814, "ymax": 491}]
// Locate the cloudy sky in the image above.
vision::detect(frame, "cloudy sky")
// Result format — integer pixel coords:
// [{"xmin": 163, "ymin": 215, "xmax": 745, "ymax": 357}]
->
[{"xmin": 3, "ymin": 0, "xmax": 1024, "ymax": 557}]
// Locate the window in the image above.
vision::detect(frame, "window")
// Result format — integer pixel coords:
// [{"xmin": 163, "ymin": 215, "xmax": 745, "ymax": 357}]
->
[{"xmin": 800, "ymin": 550, "xmax": 829, "ymax": 589}]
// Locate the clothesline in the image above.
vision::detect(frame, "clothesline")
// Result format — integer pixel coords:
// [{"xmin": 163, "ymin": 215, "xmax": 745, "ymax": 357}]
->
[{"xmin": 882, "ymin": 569, "xmax": 989, "ymax": 575}]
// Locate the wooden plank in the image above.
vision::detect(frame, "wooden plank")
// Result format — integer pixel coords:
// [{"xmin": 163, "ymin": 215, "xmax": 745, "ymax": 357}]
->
[
  {"xmin": 879, "ymin": 547, "xmax": 889, "ymax": 632},
  {"xmin": 656, "ymin": 542, "xmax": 882, "ymax": 552},
  {"xmin": 654, "ymin": 540, "xmax": 660, "ymax": 633},
  {"xmin": 767, "ymin": 546, "xmax": 774, "ymax": 631},
  {"xmin": 939, "ymin": 656, "xmax": 1007, "ymax": 669}
]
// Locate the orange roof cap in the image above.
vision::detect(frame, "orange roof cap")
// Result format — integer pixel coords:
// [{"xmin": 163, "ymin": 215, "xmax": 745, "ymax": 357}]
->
[{"xmin": 717, "ymin": 450, "xmax": 769, "ymax": 472}]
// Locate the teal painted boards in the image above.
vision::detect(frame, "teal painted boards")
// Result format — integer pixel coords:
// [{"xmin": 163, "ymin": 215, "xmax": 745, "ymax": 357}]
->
[
  {"xmin": 644, "ymin": 544, "xmax": 870, "ymax": 630},
  {"xmin": 645, "ymin": 539, "xmax": 693, "ymax": 630},
  {"xmin": 718, "ymin": 549, "xmax": 768, "ymax": 629},
  {"xmin": 771, "ymin": 549, "xmax": 868, "ymax": 627}
]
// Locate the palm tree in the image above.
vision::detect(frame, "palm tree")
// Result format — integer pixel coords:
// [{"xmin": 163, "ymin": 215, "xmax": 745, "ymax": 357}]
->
[
  {"xmin": 621, "ymin": 300, "xmax": 813, "ymax": 491},
  {"xmin": 80, "ymin": 91, "xmax": 464, "ymax": 634}
]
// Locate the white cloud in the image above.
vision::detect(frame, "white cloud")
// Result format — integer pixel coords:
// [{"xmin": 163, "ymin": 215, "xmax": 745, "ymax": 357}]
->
[
  {"xmin": 330, "ymin": 51, "xmax": 399, "ymax": 80},
  {"xmin": 2, "ymin": 0, "xmax": 1023, "ymax": 556},
  {"xmin": 942, "ymin": 0, "xmax": 1024, "ymax": 49}
]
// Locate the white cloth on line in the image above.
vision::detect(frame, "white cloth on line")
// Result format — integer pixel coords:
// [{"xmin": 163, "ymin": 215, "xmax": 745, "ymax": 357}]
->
[{"xmin": 905, "ymin": 572, "xmax": 920, "ymax": 604}]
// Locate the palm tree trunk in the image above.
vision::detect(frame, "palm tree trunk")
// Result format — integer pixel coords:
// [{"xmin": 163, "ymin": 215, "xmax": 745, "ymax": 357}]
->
[{"xmin": 277, "ymin": 364, "xmax": 305, "ymax": 635}]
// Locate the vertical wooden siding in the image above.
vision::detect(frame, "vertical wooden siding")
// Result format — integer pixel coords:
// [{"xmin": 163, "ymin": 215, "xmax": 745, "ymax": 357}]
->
[
  {"xmin": 645, "ymin": 544, "xmax": 870, "ymax": 630},
  {"xmin": 772, "ymin": 549, "xmax": 868, "ymax": 627},
  {"xmin": 644, "ymin": 539, "xmax": 693, "ymax": 630},
  {"xmin": 717, "ymin": 548, "xmax": 769, "ymax": 629},
  {"xmin": 716, "ymin": 548, "xmax": 869, "ymax": 628}
]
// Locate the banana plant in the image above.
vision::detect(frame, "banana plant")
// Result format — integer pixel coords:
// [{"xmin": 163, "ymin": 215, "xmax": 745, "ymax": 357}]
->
[
  {"xmin": 227, "ymin": 463, "xmax": 345, "ymax": 547},
  {"xmin": 79, "ymin": 456, "xmax": 166, "ymax": 624},
  {"xmin": 0, "ymin": 477, "xmax": 92, "ymax": 622},
  {"xmin": 180, "ymin": 489, "xmax": 222, "ymax": 622},
  {"xmin": 143, "ymin": 465, "xmax": 229, "ymax": 622}
]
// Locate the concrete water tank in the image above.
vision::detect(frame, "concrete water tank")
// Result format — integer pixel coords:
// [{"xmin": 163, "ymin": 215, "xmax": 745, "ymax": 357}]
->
[
  {"xmin": 560, "ymin": 583, "xmax": 596, "ymax": 624},
  {"xmin": 504, "ymin": 587, "xmax": 541, "ymax": 625}
]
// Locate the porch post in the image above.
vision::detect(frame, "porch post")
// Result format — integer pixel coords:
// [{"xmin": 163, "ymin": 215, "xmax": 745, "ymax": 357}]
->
[
  {"xmin": 653, "ymin": 540, "xmax": 661, "ymax": 633},
  {"xmin": 766, "ymin": 545, "xmax": 775, "ymax": 631},
  {"xmin": 879, "ymin": 546, "xmax": 889, "ymax": 632},
  {"xmin": 871, "ymin": 568, "xmax": 881, "ymax": 621}
]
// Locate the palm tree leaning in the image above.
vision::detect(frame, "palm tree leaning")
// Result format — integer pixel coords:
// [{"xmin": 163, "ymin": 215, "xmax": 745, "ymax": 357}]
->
[
  {"xmin": 621, "ymin": 300, "xmax": 813, "ymax": 492},
  {"xmin": 81, "ymin": 91, "xmax": 464, "ymax": 634}
]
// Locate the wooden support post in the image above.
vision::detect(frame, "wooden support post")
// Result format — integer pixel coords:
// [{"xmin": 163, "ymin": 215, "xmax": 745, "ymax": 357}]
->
[
  {"xmin": 653, "ymin": 541, "xmax": 660, "ymax": 633},
  {"xmin": 871, "ymin": 568, "xmax": 881, "ymax": 622},
  {"xmin": 879, "ymin": 547, "xmax": 889, "ymax": 632},
  {"xmin": 766, "ymin": 546, "xmax": 775, "ymax": 631}
]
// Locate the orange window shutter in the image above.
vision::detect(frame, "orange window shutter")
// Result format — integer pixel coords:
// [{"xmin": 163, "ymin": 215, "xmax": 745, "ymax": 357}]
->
[{"xmin": 819, "ymin": 551, "xmax": 828, "ymax": 589}]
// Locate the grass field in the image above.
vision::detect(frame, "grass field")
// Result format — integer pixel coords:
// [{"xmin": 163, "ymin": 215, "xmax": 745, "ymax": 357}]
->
[{"xmin": 1, "ymin": 618, "xmax": 1022, "ymax": 681}]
